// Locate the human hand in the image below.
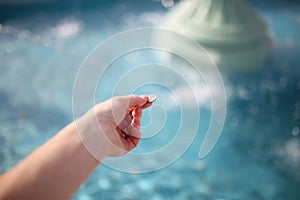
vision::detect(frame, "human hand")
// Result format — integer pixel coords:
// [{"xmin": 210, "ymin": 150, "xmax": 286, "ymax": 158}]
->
[{"xmin": 76, "ymin": 95, "xmax": 155, "ymax": 160}]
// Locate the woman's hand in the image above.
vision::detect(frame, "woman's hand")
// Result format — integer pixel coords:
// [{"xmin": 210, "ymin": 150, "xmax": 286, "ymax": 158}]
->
[
  {"xmin": 76, "ymin": 95, "xmax": 153, "ymax": 160},
  {"xmin": 0, "ymin": 94, "xmax": 155, "ymax": 200}
]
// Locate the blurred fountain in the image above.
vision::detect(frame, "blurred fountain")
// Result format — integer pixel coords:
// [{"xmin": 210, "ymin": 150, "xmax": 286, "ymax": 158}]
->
[{"xmin": 163, "ymin": 0, "xmax": 271, "ymax": 72}]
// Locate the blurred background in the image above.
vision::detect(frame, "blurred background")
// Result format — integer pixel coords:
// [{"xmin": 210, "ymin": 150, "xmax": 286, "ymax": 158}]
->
[{"xmin": 0, "ymin": 0, "xmax": 300, "ymax": 199}]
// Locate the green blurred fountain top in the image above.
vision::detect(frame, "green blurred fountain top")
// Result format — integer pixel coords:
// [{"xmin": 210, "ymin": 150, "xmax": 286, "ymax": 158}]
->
[{"xmin": 164, "ymin": 0, "xmax": 271, "ymax": 72}]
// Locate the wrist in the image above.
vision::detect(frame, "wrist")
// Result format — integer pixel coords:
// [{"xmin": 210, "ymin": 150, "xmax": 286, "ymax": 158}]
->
[{"xmin": 73, "ymin": 111, "xmax": 108, "ymax": 161}]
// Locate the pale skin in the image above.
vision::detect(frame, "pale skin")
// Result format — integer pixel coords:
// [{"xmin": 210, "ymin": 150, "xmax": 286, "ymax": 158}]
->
[{"xmin": 0, "ymin": 94, "xmax": 153, "ymax": 200}]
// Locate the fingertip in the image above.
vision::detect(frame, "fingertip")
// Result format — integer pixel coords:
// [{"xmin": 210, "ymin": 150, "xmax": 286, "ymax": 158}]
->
[
  {"xmin": 133, "ymin": 108, "xmax": 142, "ymax": 117},
  {"xmin": 124, "ymin": 94, "xmax": 156, "ymax": 109},
  {"xmin": 128, "ymin": 94, "xmax": 148, "ymax": 107},
  {"xmin": 132, "ymin": 117, "xmax": 141, "ymax": 127},
  {"xmin": 147, "ymin": 94, "xmax": 156, "ymax": 103},
  {"xmin": 140, "ymin": 95, "xmax": 149, "ymax": 100}
]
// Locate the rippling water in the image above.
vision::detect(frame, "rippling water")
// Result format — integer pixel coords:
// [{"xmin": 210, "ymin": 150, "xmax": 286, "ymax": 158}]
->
[{"xmin": 0, "ymin": 0, "xmax": 300, "ymax": 199}]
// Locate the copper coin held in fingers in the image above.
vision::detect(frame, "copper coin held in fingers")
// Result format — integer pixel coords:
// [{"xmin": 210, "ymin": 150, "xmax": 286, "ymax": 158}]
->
[{"xmin": 148, "ymin": 94, "xmax": 156, "ymax": 103}]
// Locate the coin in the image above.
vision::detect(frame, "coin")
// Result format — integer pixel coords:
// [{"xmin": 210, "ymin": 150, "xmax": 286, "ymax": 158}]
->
[{"xmin": 148, "ymin": 94, "xmax": 156, "ymax": 103}]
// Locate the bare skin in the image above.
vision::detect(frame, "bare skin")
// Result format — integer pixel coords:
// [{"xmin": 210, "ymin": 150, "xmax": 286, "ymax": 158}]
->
[{"xmin": 0, "ymin": 94, "xmax": 153, "ymax": 200}]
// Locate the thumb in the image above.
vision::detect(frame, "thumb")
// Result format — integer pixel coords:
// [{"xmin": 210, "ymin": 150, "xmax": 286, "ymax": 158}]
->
[
  {"xmin": 121, "ymin": 94, "xmax": 148, "ymax": 108},
  {"xmin": 111, "ymin": 95, "xmax": 147, "ymax": 125}
]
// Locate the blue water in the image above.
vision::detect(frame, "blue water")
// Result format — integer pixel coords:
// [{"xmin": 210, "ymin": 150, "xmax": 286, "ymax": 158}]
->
[{"xmin": 0, "ymin": 0, "xmax": 300, "ymax": 199}]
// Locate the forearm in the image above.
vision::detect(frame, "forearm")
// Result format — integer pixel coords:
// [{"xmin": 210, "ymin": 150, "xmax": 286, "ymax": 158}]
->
[
  {"xmin": 0, "ymin": 121, "xmax": 100, "ymax": 200},
  {"xmin": 0, "ymin": 94, "xmax": 150, "ymax": 200}
]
